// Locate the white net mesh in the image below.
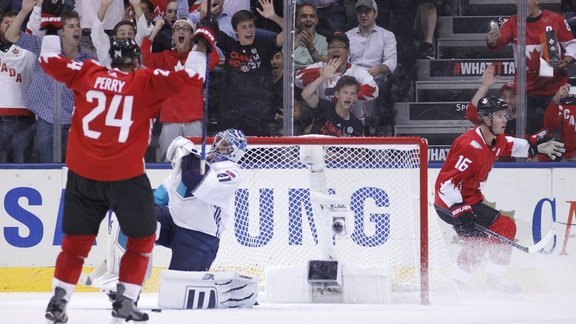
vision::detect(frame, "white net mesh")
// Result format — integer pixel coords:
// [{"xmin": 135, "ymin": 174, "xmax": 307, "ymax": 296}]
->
[{"xmin": 211, "ymin": 137, "xmax": 454, "ymax": 303}]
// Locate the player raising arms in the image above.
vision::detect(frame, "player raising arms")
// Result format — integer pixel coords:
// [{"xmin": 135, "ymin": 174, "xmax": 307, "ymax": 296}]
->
[
  {"xmin": 38, "ymin": 3, "xmax": 217, "ymax": 322},
  {"xmin": 434, "ymin": 96, "xmax": 564, "ymax": 292}
]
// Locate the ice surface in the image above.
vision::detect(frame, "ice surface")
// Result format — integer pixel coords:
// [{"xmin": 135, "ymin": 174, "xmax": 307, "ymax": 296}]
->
[{"xmin": 1, "ymin": 291, "xmax": 575, "ymax": 324}]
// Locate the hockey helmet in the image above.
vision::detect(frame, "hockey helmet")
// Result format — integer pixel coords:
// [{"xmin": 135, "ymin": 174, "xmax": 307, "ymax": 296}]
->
[
  {"xmin": 477, "ymin": 96, "xmax": 510, "ymax": 121},
  {"xmin": 210, "ymin": 129, "xmax": 248, "ymax": 163},
  {"xmin": 109, "ymin": 38, "xmax": 141, "ymax": 68}
]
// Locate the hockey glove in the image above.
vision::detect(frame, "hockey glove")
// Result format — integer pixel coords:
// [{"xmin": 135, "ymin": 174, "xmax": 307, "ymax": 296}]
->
[
  {"xmin": 166, "ymin": 136, "xmax": 198, "ymax": 171},
  {"xmin": 193, "ymin": 18, "xmax": 218, "ymax": 53},
  {"xmin": 41, "ymin": 0, "xmax": 64, "ymax": 35},
  {"xmin": 529, "ymin": 135, "xmax": 565, "ymax": 160},
  {"xmin": 181, "ymin": 154, "xmax": 209, "ymax": 191},
  {"xmin": 450, "ymin": 203, "xmax": 478, "ymax": 237}
]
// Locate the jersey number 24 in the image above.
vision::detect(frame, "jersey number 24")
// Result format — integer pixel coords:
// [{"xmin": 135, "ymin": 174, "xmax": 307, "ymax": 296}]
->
[{"xmin": 83, "ymin": 90, "xmax": 134, "ymax": 143}]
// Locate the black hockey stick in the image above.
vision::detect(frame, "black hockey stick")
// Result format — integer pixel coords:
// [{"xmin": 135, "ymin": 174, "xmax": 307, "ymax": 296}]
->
[
  {"xmin": 200, "ymin": 0, "xmax": 213, "ymax": 175},
  {"xmin": 473, "ymin": 223, "xmax": 554, "ymax": 254},
  {"xmin": 435, "ymin": 206, "xmax": 554, "ymax": 254}
]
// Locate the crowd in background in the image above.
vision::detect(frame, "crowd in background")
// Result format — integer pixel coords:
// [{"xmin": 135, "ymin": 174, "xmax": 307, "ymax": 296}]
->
[{"xmin": 1, "ymin": 0, "xmax": 576, "ymax": 163}]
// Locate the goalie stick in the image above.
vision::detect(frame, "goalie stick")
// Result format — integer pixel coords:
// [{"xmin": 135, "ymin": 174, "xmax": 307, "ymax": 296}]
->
[
  {"xmin": 473, "ymin": 223, "xmax": 554, "ymax": 254},
  {"xmin": 200, "ymin": 0, "xmax": 212, "ymax": 175}
]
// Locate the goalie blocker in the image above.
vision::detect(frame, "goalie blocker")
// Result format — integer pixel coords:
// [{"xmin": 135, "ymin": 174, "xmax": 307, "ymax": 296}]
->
[{"xmin": 158, "ymin": 270, "xmax": 258, "ymax": 309}]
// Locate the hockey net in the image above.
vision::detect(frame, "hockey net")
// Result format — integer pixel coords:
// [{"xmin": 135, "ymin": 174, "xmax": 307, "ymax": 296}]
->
[{"xmin": 210, "ymin": 136, "xmax": 454, "ymax": 304}]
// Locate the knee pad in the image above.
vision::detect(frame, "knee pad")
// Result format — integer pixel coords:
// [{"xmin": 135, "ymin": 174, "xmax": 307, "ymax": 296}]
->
[
  {"xmin": 62, "ymin": 234, "xmax": 95, "ymax": 258},
  {"xmin": 127, "ymin": 233, "xmax": 156, "ymax": 255},
  {"xmin": 490, "ymin": 215, "xmax": 517, "ymax": 241}
]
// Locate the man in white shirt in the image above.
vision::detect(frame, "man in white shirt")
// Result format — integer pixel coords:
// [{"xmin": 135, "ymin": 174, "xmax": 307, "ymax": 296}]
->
[{"xmin": 346, "ymin": 0, "xmax": 397, "ymax": 135}]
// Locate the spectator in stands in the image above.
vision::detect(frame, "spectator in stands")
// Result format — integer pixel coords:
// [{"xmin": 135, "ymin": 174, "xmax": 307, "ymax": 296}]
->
[
  {"xmin": 542, "ymin": 83, "xmax": 576, "ymax": 161},
  {"xmin": 0, "ymin": 10, "xmax": 36, "ymax": 163},
  {"xmin": 124, "ymin": 0, "xmax": 154, "ymax": 33},
  {"xmin": 301, "ymin": 59, "xmax": 364, "ymax": 136},
  {"xmin": 142, "ymin": 17, "xmax": 219, "ymax": 161},
  {"xmin": 75, "ymin": 0, "xmax": 124, "ymax": 54},
  {"xmin": 466, "ymin": 64, "xmax": 517, "ymax": 136},
  {"xmin": 269, "ymin": 48, "xmax": 306, "ymax": 136},
  {"xmin": 5, "ymin": 2, "xmax": 97, "ymax": 163},
  {"xmin": 486, "ymin": 0, "xmax": 576, "ymax": 134},
  {"xmin": 151, "ymin": 0, "xmax": 179, "ymax": 52},
  {"xmin": 216, "ymin": 2, "xmax": 284, "ymax": 136},
  {"xmin": 269, "ymin": 48, "xmax": 284, "ymax": 135},
  {"xmin": 92, "ymin": 0, "xmax": 137, "ymax": 68},
  {"xmin": 180, "ymin": 0, "xmax": 277, "ymax": 42},
  {"xmin": 294, "ymin": 3, "xmax": 328, "ymax": 71},
  {"xmin": 295, "ymin": 31, "xmax": 379, "ymax": 124},
  {"xmin": 297, "ymin": 0, "xmax": 347, "ymax": 38},
  {"xmin": 418, "ymin": 0, "xmax": 437, "ymax": 59},
  {"xmin": 165, "ymin": 0, "xmax": 178, "ymax": 25},
  {"xmin": 375, "ymin": 0, "xmax": 418, "ymax": 102},
  {"xmin": 346, "ymin": 0, "xmax": 396, "ymax": 135}
]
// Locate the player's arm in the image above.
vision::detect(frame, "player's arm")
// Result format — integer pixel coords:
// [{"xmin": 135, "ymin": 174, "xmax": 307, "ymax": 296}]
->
[
  {"xmin": 153, "ymin": 182, "xmax": 170, "ymax": 206},
  {"xmin": 437, "ymin": 143, "xmax": 477, "ymax": 208},
  {"xmin": 301, "ymin": 58, "xmax": 340, "ymax": 109},
  {"xmin": 39, "ymin": 35, "xmax": 84, "ymax": 86},
  {"xmin": 437, "ymin": 143, "xmax": 480, "ymax": 228},
  {"xmin": 500, "ymin": 131, "xmax": 564, "ymax": 160},
  {"xmin": 189, "ymin": 161, "xmax": 243, "ymax": 209}
]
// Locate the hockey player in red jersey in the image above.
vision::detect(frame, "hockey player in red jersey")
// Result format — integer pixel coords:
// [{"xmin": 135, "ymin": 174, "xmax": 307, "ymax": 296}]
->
[
  {"xmin": 434, "ymin": 96, "xmax": 564, "ymax": 293},
  {"xmin": 39, "ymin": 4, "xmax": 217, "ymax": 321}
]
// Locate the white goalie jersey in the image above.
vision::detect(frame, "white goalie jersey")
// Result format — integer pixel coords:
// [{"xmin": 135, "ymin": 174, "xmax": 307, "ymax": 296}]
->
[{"xmin": 154, "ymin": 158, "xmax": 243, "ymax": 238}]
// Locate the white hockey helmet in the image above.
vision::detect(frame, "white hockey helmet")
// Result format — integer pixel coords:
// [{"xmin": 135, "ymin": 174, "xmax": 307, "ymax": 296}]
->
[{"xmin": 210, "ymin": 129, "xmax": 248, "ymax": 163}]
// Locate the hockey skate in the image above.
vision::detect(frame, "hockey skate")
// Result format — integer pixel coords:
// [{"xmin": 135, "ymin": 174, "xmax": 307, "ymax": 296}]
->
[
  {"xmin": 111, "ymin": 284, "xmax": 149, "ymax": 323},
  {"xmin": 45, "ymin": 287, "xmax": 68, "ymax": 323}
]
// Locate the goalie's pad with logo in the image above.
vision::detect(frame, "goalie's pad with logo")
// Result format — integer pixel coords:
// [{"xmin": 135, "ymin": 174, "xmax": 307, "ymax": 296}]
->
[{"xmin": 158, "ymin": 270, "xmax": 258, "ymax": 309}]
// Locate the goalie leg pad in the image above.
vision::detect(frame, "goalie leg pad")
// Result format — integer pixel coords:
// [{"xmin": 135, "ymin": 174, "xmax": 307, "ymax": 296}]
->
[{"xmin": 158, "ymin": 270, "xmax": 258, "ymax": 309}]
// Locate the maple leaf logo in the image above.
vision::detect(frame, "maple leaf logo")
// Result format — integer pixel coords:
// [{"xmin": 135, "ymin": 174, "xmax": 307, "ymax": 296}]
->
[{"xmin": 525, "ymin": 48, "xmax": 541, "ymax": 73}]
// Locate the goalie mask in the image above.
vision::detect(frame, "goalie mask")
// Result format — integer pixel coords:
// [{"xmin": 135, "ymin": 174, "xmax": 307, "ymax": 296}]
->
[
  {"xmin": 209, "ymin": 129, "xmax": 247, "ymax": 163},
  {"xmin": 109, "ymin": 38, "xmax": 141, "ymax": 68}
]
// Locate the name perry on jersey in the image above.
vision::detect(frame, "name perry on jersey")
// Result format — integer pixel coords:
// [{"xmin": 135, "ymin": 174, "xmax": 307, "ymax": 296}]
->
[{"xmin": 94, "ymin": 77, "xmax": 126, "ymax": 93}]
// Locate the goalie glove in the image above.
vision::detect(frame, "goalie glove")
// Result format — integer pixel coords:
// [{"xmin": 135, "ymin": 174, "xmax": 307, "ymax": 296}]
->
[
  {"xmin": 192, "ymin": 18, "xmax": 218, "ymax": 53},
  {"xmin": 528, "ymin": 134, "xmax": 565, "ymax": 160},
  {"xmin": 166, "ymin": 136, "xmax": 198, "ymax": 171},
  {"xmin": 41, "ymin": 0, "xmax": 64, "ymax": 35}
]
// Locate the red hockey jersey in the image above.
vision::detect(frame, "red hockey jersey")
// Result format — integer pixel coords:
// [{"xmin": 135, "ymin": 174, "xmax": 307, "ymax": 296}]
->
[
  {"xmin": 39, "ymin": 36, "xmax": 206, "ymax": 181},
  {"xmin": 141, "ymin": 38, "xmax": 219, "ymax": 123},
  {"xmin": 494, "ymin": 10, "xmax": 576, "ymax": 97},
  {"xmin": 434, "ymin": 127, "xmax": 530, "ymax": 209}
]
